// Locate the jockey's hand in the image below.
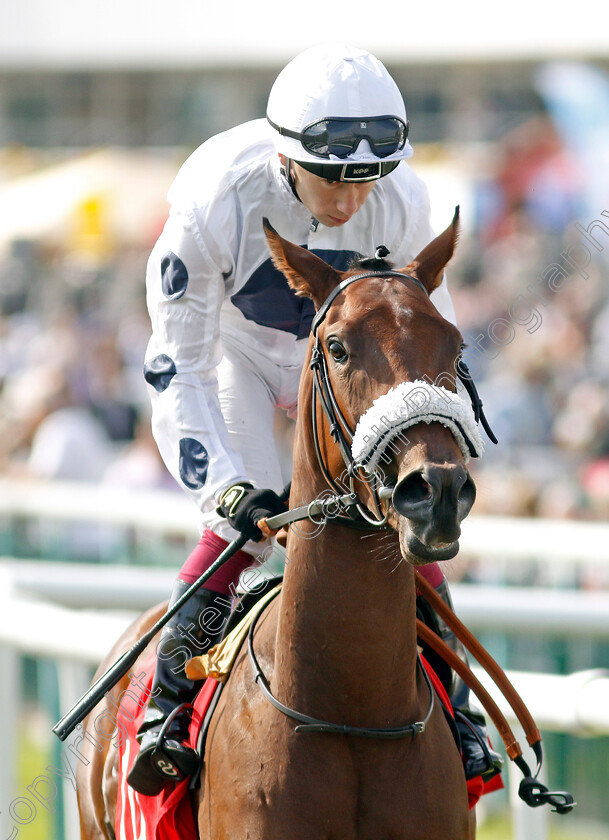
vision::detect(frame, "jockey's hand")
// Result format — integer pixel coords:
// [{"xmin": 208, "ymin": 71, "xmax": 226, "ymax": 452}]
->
[{"xmin": 217, "ymin": 483, "xmax": 288, "ymax": 542}]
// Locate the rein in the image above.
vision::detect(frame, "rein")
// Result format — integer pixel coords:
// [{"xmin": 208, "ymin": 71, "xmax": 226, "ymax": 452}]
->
[
  {"xmin": 264, "ymin": 490, "xmax": 361, "ymax": 531},
  {"xmin": 414, "ymin": 571, "xmax": 575, "ymax": 814},
  {"xmin": 244, "ymin": 556, "xmax": 574, "ymax": 812}
]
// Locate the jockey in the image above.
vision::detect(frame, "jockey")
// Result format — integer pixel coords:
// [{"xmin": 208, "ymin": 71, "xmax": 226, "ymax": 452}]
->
[{"xmin": 129, "ymin": 43, "xmax": 503, "ymax": 796}]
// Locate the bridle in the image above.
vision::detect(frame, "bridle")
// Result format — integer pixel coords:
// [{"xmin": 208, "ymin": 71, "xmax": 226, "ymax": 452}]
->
[
  {"xmin": 249, "ymin": 265, "xmax": 496, "ymax": 743},
  {"xmin": 310, "ymin": 268, "xmax": 427, "ymax": 528},
  {"xmin": 309, "ymin": 266, "xmax": 496, "ymax": 527}
]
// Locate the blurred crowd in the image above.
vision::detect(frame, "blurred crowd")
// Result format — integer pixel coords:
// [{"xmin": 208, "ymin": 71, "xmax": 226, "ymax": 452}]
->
[
  {"xmin": 452, "ymin": 115, "xmax": 609, "ymax": 521},
  {"xmin": 0, "ymin": 113, "xmax": 607, "ymax": 528},
  {"xmin": 0, "ymin": 235, "xmax": 177, "ymax": 495}
]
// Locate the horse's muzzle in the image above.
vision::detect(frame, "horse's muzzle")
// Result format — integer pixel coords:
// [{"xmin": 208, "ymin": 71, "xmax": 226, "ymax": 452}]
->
[{"xmin": 391, "ymin": 463, "xmax": 476, "ymax": 559}]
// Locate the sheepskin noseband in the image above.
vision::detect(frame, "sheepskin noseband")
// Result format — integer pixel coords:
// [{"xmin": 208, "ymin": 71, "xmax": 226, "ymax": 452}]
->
[{"xmin": 351, "ymin": 380, "xmax": 485, "ymax": 473}]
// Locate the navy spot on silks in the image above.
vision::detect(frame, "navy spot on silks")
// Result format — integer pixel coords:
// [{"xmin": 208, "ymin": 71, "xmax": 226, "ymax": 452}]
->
[
  {"xmin": 231, "ymin": 248, "xmax": 358, "ymax": 339},
  {"xmin": 144, "ymin": 355, "xmax": 177, "ymax": 393},
  {"xmin": 161, "ymin": 252, "xmax": 189, "ymax": 299},
  {"xmin": 179, "ymin": 438, "xmax": 209, "ymax": 489}
]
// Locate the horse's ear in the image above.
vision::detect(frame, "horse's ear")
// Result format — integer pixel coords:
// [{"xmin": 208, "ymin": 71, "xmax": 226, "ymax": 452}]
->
[
  {"xmin": 402, "ymin": 207, "xmax": 460, "ymax": 295},
  {"xmin": 263, "ymin": 218, "xmax": 341, "ymax": 307}
]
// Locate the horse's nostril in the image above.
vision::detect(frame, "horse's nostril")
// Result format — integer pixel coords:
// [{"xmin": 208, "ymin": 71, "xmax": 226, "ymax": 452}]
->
[
  {"xmin": 392, "ymin": 471, "xmax": 433, "ymax": 516},
  {"xmin": 392, "ymin": 465, "xmax": 476, "ymax": 524},
  {"xmin": 458, "ymin": 475, "xmax": 477, "ymax": 516},
  {"xmin": 406, "ymin": 474, "xmax": 432, "ymax": 503}
]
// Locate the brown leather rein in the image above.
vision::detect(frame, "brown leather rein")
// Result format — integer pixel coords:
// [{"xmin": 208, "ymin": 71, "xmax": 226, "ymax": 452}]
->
[{"xmin": 414, "ymin": 570, "xmax": 575, "ymax": 813}]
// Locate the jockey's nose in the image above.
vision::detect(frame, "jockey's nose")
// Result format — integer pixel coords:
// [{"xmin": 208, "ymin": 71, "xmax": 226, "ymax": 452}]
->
[{"xmin": 336, "ymin": 184, "xmax": 364, "ymax": 217}]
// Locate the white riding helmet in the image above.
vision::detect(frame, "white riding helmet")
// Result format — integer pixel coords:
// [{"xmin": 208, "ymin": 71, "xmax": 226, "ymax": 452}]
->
[{"xmin": 267, "ymin": 43, "xmax": 413, "ymax": 181}]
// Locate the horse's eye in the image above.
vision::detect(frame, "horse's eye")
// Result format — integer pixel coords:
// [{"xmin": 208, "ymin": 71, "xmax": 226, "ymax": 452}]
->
[{"xmin": 327, "ymin": 339, "xmax": 349, "ymax": 363}]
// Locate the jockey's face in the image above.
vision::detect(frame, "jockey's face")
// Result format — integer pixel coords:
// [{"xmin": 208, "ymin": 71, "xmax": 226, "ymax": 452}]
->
[{"xmin": 283, "ymin": 157, "xmax": 376, "ymax": 228}]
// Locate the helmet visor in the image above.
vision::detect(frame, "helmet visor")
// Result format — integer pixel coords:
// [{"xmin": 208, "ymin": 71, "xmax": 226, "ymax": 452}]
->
[
  {"xmin": 268, "ymin": 115, "xmax": 409, "ymax": 160},
  {"xmin": 296, "ymin": 158, "xmax": 400, "ymax": 182}
]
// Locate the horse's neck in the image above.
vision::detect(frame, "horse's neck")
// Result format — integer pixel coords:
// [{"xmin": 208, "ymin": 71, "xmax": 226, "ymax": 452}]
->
[{"xmin": 273, "ymin": 476, "xmax": 423, "ymax": 725}]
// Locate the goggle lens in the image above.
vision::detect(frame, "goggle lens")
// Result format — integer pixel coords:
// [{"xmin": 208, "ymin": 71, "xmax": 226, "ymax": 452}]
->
[{"xmin": 302, "ymin": 117, "xmax": 408, "ymax": 159}]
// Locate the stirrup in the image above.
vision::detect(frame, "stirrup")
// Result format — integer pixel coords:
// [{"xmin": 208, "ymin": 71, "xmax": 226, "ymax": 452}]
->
[
  {"xmin": 127, "ymin": 703, "xmax": 197, "ymax": 797},
  {"xmin": 149, "ymin": 702, "xmax": 198, "ymax": 781}
]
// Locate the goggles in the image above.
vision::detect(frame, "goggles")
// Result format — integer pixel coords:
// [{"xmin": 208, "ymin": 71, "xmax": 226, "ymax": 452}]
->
[{"xmin": 268, "ymin": 115, "xmax": 409, "ymax": 160}]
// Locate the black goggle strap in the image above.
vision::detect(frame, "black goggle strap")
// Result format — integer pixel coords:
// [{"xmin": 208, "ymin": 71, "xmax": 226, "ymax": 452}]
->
[
  {"xmin": 296, "ymin": 159, "xmax": 401, "ymax": 183},
  {"xmin": 310, "ymin": 160, "xmax": 381, "ymax": 182}
]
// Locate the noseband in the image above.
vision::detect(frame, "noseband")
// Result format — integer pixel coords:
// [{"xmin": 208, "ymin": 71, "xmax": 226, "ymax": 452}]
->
[{"xmin": 309, "ymin": 267, "xmax": 496, "ymax": 526}]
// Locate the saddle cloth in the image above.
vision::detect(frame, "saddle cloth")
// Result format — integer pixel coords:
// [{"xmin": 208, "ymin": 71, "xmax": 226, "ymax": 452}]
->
[
  {"xmin": 115, "ymin": 649, "xmax": 219, "ymax": 840},
  {"xmin": 115, "ymin": 626, "xmax": 500, "ymax": 839}
]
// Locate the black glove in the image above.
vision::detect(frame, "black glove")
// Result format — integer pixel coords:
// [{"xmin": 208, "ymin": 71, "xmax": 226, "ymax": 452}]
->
[{"xmin": 217, "ymin": 482, "xmax": 288, "ymax": 542}]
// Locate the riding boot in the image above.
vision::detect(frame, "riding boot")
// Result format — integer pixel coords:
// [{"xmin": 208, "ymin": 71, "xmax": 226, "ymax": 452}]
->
[
  {"xmin": 127, "ymin": 580, "xmax": 232, "ymax": 796},
  {"xmin": 429, "ymin": 577, "xmax": 504, "ymax": 782}
]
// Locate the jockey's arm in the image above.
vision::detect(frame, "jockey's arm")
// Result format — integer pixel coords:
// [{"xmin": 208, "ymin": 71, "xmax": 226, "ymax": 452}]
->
[{"xmin": 143, "ymin": 205, "xmax": 249, "ymax": 513}]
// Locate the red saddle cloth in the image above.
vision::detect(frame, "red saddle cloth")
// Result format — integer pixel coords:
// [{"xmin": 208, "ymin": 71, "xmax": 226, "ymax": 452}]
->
[
  {"xmin": 421, "ymin": 654, "xmax": 504, "ymax": 808},
  {"xmin": 115, "ymin": 652, "xmax": 501, "ymax": 840},
  {"xmin": 115, "ymin": 650, "xmax": 218, "ymax": 840}
]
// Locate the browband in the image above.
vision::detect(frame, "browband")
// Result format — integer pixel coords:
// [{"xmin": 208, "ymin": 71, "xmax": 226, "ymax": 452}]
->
[{"xmin": 311, "ymin": 270, "xmax": 428, "ymax": 335}]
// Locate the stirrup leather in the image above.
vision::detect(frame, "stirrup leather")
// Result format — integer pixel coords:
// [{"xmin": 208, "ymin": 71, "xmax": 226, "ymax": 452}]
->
[{"xmin": 454, "ymin": 709, "xmax": 503, "ymax": 781}]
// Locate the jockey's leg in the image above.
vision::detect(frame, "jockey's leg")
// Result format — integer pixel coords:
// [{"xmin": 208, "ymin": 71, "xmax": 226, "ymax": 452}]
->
[
  {"xmin": 127, "ymin": 530, "xmax": 254, "ymax": 796},
  {"xmin": 417, "ymin": 563, "xmax": 503, "ymax": 782},
  {"xmin": 129, "ymin": 343, "xmax": 289, "ymax": 795}
]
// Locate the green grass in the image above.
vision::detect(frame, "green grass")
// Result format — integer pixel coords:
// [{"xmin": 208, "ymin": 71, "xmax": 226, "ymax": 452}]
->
[
  {"xmin": 478, "ymin": 813, "xmax": 609, "ymax": 840},
  {"xmin": 17, "ymin": 725, "xmax": 53, "ymax": 840}
]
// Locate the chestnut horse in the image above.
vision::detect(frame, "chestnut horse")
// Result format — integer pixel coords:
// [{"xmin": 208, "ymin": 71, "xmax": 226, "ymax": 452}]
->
[{"xmin": 77, "ymin": 211, "xmax": 481, "ymax": 839}]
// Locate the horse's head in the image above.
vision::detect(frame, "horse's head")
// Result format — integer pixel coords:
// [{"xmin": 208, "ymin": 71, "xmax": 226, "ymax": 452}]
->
[{"xmin": 264, "ymin": 210, "xmax": 482, "ymax": 565}]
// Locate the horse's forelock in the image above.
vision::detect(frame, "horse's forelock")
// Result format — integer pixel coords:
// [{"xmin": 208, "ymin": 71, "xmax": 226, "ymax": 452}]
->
[{"xmin": 348, "ymin": 254, "xmax": 395, "ymax": 273}]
